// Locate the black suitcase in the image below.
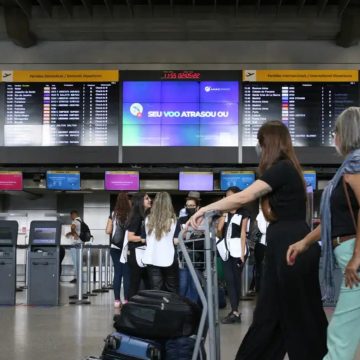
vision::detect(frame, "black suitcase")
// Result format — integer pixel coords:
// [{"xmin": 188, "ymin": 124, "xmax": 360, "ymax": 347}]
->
[{"xmin": 114, "ymin": 290, "xmax": 201, "ymax": 339}]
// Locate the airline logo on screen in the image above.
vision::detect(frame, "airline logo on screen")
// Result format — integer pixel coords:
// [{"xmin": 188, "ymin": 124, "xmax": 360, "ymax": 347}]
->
[
  {"xmin": 204, "ymin": 85, "xmax": 232, "ymax": 92},
  {"xmin": 129, "ymin": 103, "xmax": 230, "ymax": 118}
]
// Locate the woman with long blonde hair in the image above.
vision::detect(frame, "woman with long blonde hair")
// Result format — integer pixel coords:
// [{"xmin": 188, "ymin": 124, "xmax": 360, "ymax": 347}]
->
[{"xmin": 142, "ymin": 192, "xmax": 181, "ymax": 293}]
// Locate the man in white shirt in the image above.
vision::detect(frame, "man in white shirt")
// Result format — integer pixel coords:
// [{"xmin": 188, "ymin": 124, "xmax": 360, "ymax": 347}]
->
[{"xmin": 66, "ymin": 210, "xmax": 82, "ymax": 283}]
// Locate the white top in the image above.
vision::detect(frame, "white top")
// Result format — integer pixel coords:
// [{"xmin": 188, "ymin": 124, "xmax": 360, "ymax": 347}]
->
[
  {"xmin": 142, "ymin": 218, "xmax": 176, "ymax": 267},
  {"xmin": 225, "ymin": 213, "xmax": 247, "ymax": 258},
  {"xmin": 71, "ymin": 217, "xmax": 82, "ymax": 244},
  {"xmin": 256, "ymin": 210, "xmax": 268, "ymax": 246},
  {"xmin": 110, "ymin": 212, "xmax": 119, "ymax": 249}
]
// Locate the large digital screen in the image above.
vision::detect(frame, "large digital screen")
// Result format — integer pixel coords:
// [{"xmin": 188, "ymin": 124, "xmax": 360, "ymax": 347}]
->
[
  {"xmin": 242, "ymin": 70, "xmax": 359, "ymax": 147},
  {"xmin": 46, "ymin": 171, "xmax": 80, "ymax": 190},
  {"xmin": 1, "ymin": 70, "xmax": 119, "ymax": 147},
  {"xmin": 32, "ymin": 227, "xmax": 57, "ymax": 245},
  {"xmin": 123, "ymin": 81, "xmax": 239, "ymax": 146},
  {"xmin": 179, "ymin": 172, "xmax": 213, "ymax": 191},
  {"xmin": 0, "ymin": 171, "xmax": 23, "ymax": 191},
  {"xmin": 105, "ymin": 171, "xmax": 140, "ymax": 191},
  {"xmin": 220, "ymin": 171, "xmax": 255, "ymax": 191}
]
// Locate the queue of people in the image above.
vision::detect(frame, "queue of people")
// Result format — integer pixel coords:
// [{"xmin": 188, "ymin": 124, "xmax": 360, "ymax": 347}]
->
[{"xmin": 100, "ymin": 106, "xmax": 360, "ymax": 359}]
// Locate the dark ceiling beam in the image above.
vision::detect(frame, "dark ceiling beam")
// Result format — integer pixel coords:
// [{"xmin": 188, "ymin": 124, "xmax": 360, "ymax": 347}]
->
[
  {"xmin": 235, "ymin": 0, "xmax": 240, "ymax": 15},
  {"xmin": 36, "ymin": 0, "xmax": 52, "ymax": 17},
  {"xmin": 103, "ymin": 0, "xmax": 113, "ymax": 15},
  {"xmin": 297, "ymin": 0, "xmax": 306, "ymax": 14},
  {"xmin": 276, "ymin": 0, "xmax": 283, "ymax": 14},
  {"xmin": 126, "ymin": 0, "xmax": 134, "ymax": 17},
  {"xmin": 59, "ymin": 0, "xmax": 72, "ymax": 17},
  {"xmin": 214, "ymin": 0, "xmax": 217, "ymax": 12},
  {"xmin": 81, "ymin": 0, "xmax": 93, "ymax": 16},
  {"xmin": 256, "ymin": 0, "xmax": 261, "ymax": 14},
  {"xmin": 317, "ymin": 0, "xmax": 329, "ymax": 16},
  {"xmin": 338, "ymin": 0, "xmax": 351, "ymax": 17},
  {"xmin": 13, "ymin": 0, "xmax": 32, "ymax": 17}
]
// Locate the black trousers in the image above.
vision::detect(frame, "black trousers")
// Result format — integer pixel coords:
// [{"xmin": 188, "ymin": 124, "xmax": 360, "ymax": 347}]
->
[
  {"xmin": 223, "ymin": 256, "xmax": 244, "ymax": 312},
  {"xmin": 128, "ymin": 247, "xmax": 149, "ymax": 299},
  {"xmin": 236, "ymin": 233, "xmax": 327, "ymax": 360},
  {"xmin": 253, "ymin": 243, "xmax": 266, "ymax": 292},
  {"xmin": 147, "ymin": 260, "xmax": 179, "ymax": 294}
]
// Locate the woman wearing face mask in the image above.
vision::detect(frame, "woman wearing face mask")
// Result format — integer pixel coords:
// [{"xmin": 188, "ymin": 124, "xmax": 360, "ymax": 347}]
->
[
  {"xmin": 179, "ymin": 197, "xmax": 200, "ymax": 226},
  {"xmin": 287, "ymin": 107, "xmax": 360, "ymax": 360},
  {"xmin": 127, "ymin": 193, "xmax": 152, "ymax": 299},
  {"xmin": 217, "ymin": 186, "xmax": 250, "ymax": 324},
  {"xmin": 188, "ymin": 120, "xmax": 327, "ymax": 360}
]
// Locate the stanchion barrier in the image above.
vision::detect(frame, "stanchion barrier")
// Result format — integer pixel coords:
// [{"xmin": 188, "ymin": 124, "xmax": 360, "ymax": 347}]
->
[
  {"xmin": 69, "ymin": 243, "xmax": 90, "ymax": 305},
  {"xmin": 85, "ymin": 246, "xmax": 97, "ymax": 297},
  {"xmin": 103, "ymin": 247, "xmax": 113, "ymax": 290},
  {"xmin": 92, "ymin": 247, "xmax": 108, "ymax": 293}
]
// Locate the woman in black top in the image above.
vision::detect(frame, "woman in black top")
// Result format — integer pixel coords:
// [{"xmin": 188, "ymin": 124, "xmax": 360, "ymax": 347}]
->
[
  {"xmin": 127, "ymin": 193, "xmax": 152, "ymax": 299},
  {"xmin": 189, "ymin": 121, "xmax": 327, "ymax": 360},
  {"xmin": 287, "ymin": 107, "xmax": 360, "ymax": 360},
  {"xmin": 106, "ymin": 192, "xmax": 131, "ymax": 308}
]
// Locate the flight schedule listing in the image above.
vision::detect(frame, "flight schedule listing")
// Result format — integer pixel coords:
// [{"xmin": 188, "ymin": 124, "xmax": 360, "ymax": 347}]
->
[
  {"xmin": 242, "ymin": 82, "xmax": 358, "ymax": 146},
  {"xmin": 4, "ymin": 82, "xmax": 119, "ymax": 146}
]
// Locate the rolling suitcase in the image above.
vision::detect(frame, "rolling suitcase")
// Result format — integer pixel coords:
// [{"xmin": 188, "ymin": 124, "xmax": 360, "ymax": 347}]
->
[{"xmin": 101, "ymin": 332, "xmax": 162, "ymax": 360}]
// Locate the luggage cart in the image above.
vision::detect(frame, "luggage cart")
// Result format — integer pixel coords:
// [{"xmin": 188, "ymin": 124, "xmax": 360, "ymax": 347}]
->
[{"xmin": 178, "ymin": 210, "xmax": 221, "ymax": 360}]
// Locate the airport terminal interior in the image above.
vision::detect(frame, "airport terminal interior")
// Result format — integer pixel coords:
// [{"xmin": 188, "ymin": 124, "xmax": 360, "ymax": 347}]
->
[{"xmin": 1, "ymin": 0, "xmax": 360, "ymax": 359}]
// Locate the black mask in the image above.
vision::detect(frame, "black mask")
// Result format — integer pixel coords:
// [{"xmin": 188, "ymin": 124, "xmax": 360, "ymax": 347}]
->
[{"xmin": 186, "ymin": 208, "xmax": 196, "ymax": 216}]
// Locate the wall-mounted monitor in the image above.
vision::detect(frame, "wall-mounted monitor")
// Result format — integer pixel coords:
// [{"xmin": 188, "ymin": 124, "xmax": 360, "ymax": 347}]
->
[
  {"xmin": 179, "ymin": 172, "xmax": 213, "ymax": 191},
  {"xmin": 0, "ymin": 171, "xmax": 23, "ymax": 191},
  {"xmin": 220, "ymin": 171, "xmax": 255, "ymax": 191},
  {"xmin": 46, "ymin": 171, "xmax": 80, "ymax": 191},
  {"xmin": 121, "ymin": 71, "xmax": 240, "ymax": 164},
  {"xmin": 241, "ymin": 70, "xmax": 359, "ymax": 164},
  {"xmin": 0, "ymin": 70, "xmax": 120, "ymax": 164},
  {"xmin": 32, "ymin": 227, "xmax": 57, "ymax": 245},
  {"xmin": 105, "ymin": 171, "xmax": 140, "ymax": 191},
  {"xmin": 303, "ymin": 171, "xmax": 317, "ymax": 190}
]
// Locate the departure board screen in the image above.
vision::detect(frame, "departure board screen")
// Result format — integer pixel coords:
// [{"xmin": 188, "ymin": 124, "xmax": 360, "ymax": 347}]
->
[
  {"xmin": 1, "ymin": 70, "xmax": 119, "ymax": 147},
  {"xmin": 242, "ymin": 70, "xmax": 359, "ymax": 147}
]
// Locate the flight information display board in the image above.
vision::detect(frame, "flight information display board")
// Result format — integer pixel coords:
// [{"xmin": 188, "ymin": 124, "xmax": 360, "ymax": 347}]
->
[
  {"xmin": 1, "ymin": 70, "xmax": 119, "ymax": 147},
  {"xmin": 242, "ymin": 70, "xmax": 359, "ymax": 147}
]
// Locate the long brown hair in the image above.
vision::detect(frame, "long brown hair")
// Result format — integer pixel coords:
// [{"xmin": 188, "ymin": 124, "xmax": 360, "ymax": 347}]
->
[
  {"xmin": 147, "ymin": 192, "xmax": 177, "ymax": 241},
  {"xmin": 257, "ymin": 121, "xmax": 305, "ymax": 221},
  {"xmin": 113, "ymin": 192, "xmax": 131, "ymax": 224}
]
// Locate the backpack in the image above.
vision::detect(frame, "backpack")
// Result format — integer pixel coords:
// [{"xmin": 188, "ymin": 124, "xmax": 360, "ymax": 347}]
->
[
  {"xmin": 77, "ymin": 219, "xmax": 93, "ymax": 243},
  {"xmin": 247, "ymin": 220, "xmax": 262, "ymax": 250},
  {"xmin": 111, "ymin": 217, "xmax": 126, "ymax": 248}
]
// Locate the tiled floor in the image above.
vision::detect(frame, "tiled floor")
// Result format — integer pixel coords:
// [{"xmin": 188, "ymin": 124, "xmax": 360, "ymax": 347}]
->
[{"xmin": 1, "ymin": 284, "xmax": 359, "ymax": 360}]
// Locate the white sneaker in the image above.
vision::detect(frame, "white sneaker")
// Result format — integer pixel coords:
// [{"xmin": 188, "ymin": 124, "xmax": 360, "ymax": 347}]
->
[{"xmin": 114, "ymin": 300, "xmax": 122, "ymax": 308}]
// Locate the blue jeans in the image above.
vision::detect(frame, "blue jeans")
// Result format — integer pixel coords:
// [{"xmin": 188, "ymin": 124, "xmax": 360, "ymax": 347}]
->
[
  {"xmin": 324, "ymin": 239, "xmax": 360, "ymax": 360},
  {"xmin": 110, "ymin": 248, "xmax": 130, "ymax": 301}
]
